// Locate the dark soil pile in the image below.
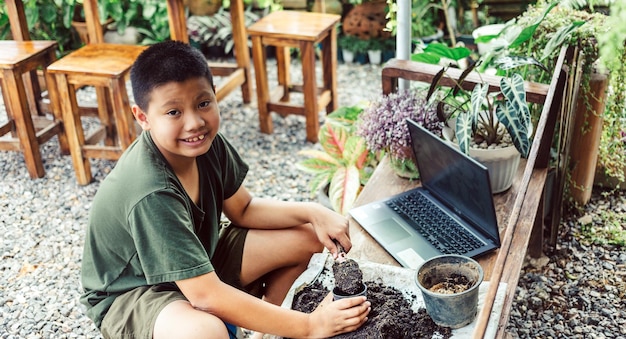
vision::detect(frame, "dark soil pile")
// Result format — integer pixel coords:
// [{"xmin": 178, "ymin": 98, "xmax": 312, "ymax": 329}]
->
[
  {"xmin": 291, "ymin": 279, "xmax": 453, "ymax": 339},
  {"xmin": 332, "ymin": 258, "xmax": 364, "ymax": 295}
]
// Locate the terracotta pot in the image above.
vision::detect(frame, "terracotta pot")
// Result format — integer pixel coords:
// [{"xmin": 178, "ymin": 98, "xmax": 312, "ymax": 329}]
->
[
  {"xmin": 71, "ymin": 18, "xmax": 113, "ymax": 45},
  {"xmin": 188, "ymin": 0, "xmax": 222, "ymax": 16}
]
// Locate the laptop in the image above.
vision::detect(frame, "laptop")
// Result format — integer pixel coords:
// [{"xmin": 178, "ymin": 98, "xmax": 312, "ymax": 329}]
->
[{"xmin": 349, "ymin": 118, "xmax": 501, "ymax": 269}]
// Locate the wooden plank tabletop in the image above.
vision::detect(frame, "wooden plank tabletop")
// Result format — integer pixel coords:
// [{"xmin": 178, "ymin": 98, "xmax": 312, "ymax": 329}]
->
[{"xmin": 347, "ymin": 155, "xmax": 547, "ymax": 337}]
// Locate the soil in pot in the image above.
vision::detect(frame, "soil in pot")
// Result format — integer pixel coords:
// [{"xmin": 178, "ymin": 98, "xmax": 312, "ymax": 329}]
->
[
  {"xmin": 290, "ymin": 279, "xmax": 452, "ymax": 339},
  {"xmin": 427, "ymin": 273, "xmax": 473, "ymax": 294},
  {"xmin": 332, "ymin": 258, "xmax": 364, "ymax": 295}
]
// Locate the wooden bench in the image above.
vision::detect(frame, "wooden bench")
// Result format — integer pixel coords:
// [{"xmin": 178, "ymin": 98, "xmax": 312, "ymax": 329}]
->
[{"xmin": 348, "ymin": 46, "xmax": 573, "ymax": 337}]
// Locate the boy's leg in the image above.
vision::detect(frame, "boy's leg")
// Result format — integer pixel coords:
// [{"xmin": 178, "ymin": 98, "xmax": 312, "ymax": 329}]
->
[
  {"xmin": 101, "ymin": 285, "xmax": 230, "ymax": 339},
  {"xmin": 240, "ymin": 223, "xmax": 323, "ymax": 305},
  {"xmin": 153, "ymin": 300, "xmax": 229, "ymax": 339}
]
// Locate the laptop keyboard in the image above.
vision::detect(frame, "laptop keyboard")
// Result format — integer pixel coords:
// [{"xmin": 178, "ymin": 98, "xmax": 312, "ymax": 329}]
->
[{"xmin": 386, "ymin": 192, "xmax": 484, "ymax": 255}]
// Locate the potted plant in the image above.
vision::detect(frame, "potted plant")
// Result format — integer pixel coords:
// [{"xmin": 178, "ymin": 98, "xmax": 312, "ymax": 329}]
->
[
  {"xmin": 364, "ymin": 37, "xmax": 384, "ymax": 65},
  {"xmin": 296, "ymin": 106, "xmax": 381, "ymax": 215},
  {"xmin": 427, "ymin": 62, "xmax": 534, "ymax": 193},
  {"xmin": 356, "ymin": 88, "xmax": 442, "ymax": 179},
  {"xmin": 187, "ymin": 6, "xmax": 260, "ymax": 57},
  {"xmin": 495, "ymin": 0, "xmax": 625, "ymax": 202},
  {"xmin": 338, "ymin": 34, "xmax": 368, "ymax": 64}
]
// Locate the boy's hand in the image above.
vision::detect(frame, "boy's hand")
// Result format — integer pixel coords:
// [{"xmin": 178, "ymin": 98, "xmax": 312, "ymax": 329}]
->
[
  {"xmin": 310, "ymin": 204, "xmax": 352, "ymax": 259},
  {"xmin": 307, "ymin": 293, "xmax": 370, "ymax": 338}
]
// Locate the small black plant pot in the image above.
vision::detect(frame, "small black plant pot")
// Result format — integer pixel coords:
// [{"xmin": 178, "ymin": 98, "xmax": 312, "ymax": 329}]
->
[
  {"xmin": 332, "ymin": 283, "xmax": 367, "ymax": 301},
  {"xmin": 415, "ymin": 255, "xmax": 483, "ymax": 329}
]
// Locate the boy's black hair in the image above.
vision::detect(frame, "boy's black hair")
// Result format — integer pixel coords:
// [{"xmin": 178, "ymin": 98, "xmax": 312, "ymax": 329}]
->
[{"xmin": 130, "ymin": 40, "xmax": 215, "ymax": 111}]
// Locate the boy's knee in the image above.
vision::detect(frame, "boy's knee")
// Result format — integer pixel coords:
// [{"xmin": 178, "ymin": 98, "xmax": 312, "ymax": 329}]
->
[{"xmin": 154, "ymin": 301, "xmax": 230, "ymax": 339}]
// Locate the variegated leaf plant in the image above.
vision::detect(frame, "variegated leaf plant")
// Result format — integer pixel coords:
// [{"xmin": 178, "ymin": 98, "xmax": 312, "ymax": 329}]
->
[{"xmin": 296, "ymin": 106, "xmax": 380, "ymax": 215}]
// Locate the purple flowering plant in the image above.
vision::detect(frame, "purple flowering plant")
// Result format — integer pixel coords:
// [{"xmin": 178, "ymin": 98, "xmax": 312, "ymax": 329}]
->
[{"xmin": 356, "ymin": 89, "xmax": 442, "ymax": 162}]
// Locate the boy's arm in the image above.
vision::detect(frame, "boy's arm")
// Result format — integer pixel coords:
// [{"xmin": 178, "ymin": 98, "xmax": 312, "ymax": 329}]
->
[
  {"xmin": 222, "ymin": 186, "xmax": 351, "ymax": 256},
  {"xmin": 176, "ymin": 271, "xmax": 369, "ymax": 338}
]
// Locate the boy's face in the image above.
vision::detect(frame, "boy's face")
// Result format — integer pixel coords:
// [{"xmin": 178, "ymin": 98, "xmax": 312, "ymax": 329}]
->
[{"xmin": 132, "ymin": 77, "xmax": 219, "ymax": 166}]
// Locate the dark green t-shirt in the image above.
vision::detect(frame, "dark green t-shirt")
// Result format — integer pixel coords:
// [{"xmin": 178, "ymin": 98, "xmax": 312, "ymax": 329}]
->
[{"xmin": 80, "ymin": 131, "xmax": 248, "ymax": 328}]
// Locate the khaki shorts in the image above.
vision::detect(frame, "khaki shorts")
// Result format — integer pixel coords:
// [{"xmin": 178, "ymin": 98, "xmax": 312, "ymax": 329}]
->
[{"xmin": 100, "ymin": 225, "xmax": 261, "ymax": 339}]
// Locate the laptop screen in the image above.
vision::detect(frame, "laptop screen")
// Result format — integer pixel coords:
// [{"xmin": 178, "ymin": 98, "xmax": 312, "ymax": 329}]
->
[{"xmin": 407, "ymin": 118, "xmax": 500, "ymax": 243}]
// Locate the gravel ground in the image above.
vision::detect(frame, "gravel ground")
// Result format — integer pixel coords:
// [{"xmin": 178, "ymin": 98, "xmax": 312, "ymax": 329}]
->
[{"xmin": 1, "ymin": 58, "xmax": 624, "ymax": 338}]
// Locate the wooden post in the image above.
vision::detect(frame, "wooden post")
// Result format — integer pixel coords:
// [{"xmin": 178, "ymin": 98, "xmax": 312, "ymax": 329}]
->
[{"xmin": 569, "ymin": 69, "xmax": 609, "ymax": 205}]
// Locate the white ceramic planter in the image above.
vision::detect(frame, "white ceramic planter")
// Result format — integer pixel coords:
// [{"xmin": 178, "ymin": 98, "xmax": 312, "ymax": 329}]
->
[
  {"xmin": 443, "ymin": 127, "xmax": 521, "ymax": 194},
  {"xmin": 342, "ymin": 49, "xmax": 355, "ymax": 64},
  {"xmin": 367, "ymin": 49, "xmax": 382, "ymax": 65}
]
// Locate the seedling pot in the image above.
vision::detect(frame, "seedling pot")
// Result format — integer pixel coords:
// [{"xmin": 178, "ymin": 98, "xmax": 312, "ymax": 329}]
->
[
  {"xmin": 415, "ymin": 255, "xmax": 483, "ymax": 329},
  {"xmin": 332, "ymin": 283, "xmax": 367, "ymax": 301}
]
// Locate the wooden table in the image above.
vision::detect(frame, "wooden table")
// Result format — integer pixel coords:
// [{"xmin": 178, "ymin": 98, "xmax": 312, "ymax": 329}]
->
[
  {"xmin": 348, "ymin": 155, "xmax": 545, "ymax": 337},
  {"xmin": 347, "ymin": 46, "xmax": 572, "ymax": 338}
]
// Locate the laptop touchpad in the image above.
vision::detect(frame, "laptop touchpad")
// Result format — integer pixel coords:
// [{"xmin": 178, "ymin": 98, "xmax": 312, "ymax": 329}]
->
[{"xmin": 370, "ymin": 219, "xmax": 411, "ymax": 244}]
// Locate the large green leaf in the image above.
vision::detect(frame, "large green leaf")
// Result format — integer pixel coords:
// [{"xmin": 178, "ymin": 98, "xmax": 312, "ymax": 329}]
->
[
  {"xmin": 411, "ymin": 53, "xmax": 441, "ymax": 65},
  {"xmin": 423, "ymin": 43, "xmax": 471, "ymax": 61},
  {"xmin": 508, "ymin": 1, "xmax": 559, "ymax": 49},
  {"xmin": 343, "ymin": 136, "xmax": 369, "ymax": 167},
  {"xmin": 318, "ymin": 122, "xmax": 348, "ymax": 161},
  {"xmin": 295, "ymin": 151, "xmax": 340, "ymax": 174},
  {"xmin": 470, "ymin": 83, "xmax": 489, "ymax": 123},
  {"xmin": 493, "ymin": 55, "xmax": 549, "ymax": 73},
  {"xmin": 328, "ymin": 165, "xmax": 361, "ymax": 215},
  {"xmin": 541, "ymin": 21, "xmax": 586, "ymax": 61},
  {"xmin": 456, "ymin": 112, "xmax": 474, "ymax": 155},
  {"xmin": 497, "ymin": 74, "xmax": 531, "ymax": 157}
]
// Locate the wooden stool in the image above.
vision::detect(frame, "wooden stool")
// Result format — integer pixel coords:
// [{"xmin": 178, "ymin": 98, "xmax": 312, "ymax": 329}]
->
[
  {"xmin": 247, "ymin": 11, "xmax": 340, "ymax": 143},
  {"xmin": 46, "ymin": 0, "xmax": 147, "ymax": 185},
  {"xmin": 0, "ymin": 40, "xmax": 66, "ymax": 178},
  {"xmin": 166, "ymin": 0, "xmax": 252, "ymax": 104}
]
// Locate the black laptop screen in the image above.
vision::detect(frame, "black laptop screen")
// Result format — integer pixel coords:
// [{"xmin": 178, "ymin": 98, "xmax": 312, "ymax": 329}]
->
[{"xmin": 407, "ymin": 118, "xmax": 500, "ymax": 243}]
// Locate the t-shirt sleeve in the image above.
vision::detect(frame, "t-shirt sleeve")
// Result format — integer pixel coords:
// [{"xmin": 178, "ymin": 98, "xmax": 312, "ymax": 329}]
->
[
  {"xmin": 128, "ymin": 190, "xmax": 214, "ymax": 285},
  {"xmin": 214, "ymin": 133, "xmax": 248, "ymax": 199}
]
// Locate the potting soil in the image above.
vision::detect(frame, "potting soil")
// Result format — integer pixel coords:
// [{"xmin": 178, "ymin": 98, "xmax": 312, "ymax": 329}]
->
[
  {"xmin": 291, "ymin": 279, "xmax": 452, "ymax": 339},
  {"xmin": 271, "ymin": 253, "xmax": 507, "ymax": 339},
  {"xmin": 332, "ymin": 258, "xmax": 364, "ymax": 295}
]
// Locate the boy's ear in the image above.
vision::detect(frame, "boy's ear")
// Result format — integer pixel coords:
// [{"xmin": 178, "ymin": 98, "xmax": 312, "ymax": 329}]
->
[{"xmin": 132, "ymin": 105, "xmax": 150, "ymax": 131}]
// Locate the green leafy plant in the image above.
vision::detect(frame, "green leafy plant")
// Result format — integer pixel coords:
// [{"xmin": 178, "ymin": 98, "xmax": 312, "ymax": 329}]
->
[
  {"xmin": 364, "ymin": 37, "xmax": 384, "ymax": 51},
  {"xmin": 338, "ymin": 34, "xmax": 369, "ymax": 54},
  {"xmin": 296, "ymin": 106, "xmax": 380, "ymax": 215},
  {"xmin": 0, "ymin": 0, "xmax": 79, "ymax": 52},
  {"xmin": 187, "ymin": 6, "xmax": 259, "ymax": 54},
  {"xmin": 505, "ymin": 1, "xmax": 625, "ymax": 185},
  {"xmin": 427, "ymin": 64, "xmax": 533, "ymax": 157}
]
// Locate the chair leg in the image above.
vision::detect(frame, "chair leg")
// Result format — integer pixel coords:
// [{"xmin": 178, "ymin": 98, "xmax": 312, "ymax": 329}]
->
[
  {"xmin": 230, "ymin": 0, "xmax": 252, "ymax": 104},
  {"xmin": 109, "ymin": 77, "xmax": 135, "ymax": 149},
  {"xmin": 54, "ymin": 74, "xmax": 92, "ymax": 185},
  {"xmin": 2, "ymin": 69, "xmax": 45, "ymax": 178},
  {"xmin": 251, "ymin": 36, "xmax": 273, "ymax": 135},
  {"xmin": 276, "ymin": 46, "xmax": 290, "ymax": 102},
  {"xmin": 321, "ymin": 31, "xmax": 338, "ymax": 114},
  {"xmin": 95, "ymin": 86, "xmax": 115, "ymax": 146},
  {"xmin": 44, "ymin": 68, "xmax": 70, "ymax": 155},
  {"xmin": 301, "ymin": 41, "xmax": 319, "ymax": 143}
]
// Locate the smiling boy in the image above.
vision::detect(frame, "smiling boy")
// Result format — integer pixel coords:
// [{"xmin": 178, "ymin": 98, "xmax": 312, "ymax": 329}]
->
[{"xmin": 80, "ymin": 40, "xmax": 370, "ymax": 339}]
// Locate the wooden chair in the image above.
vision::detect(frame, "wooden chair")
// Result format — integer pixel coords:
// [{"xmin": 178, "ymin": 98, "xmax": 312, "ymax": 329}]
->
[
  {"xmin": 379, "ymin": 46, "xmax": 576, "ymax": 338},
  {"xmin": 0, "ymin": 0, "xmax": 67, "ymax": 178},
  {"xmin": 165, "ymin": 0, "xmax": 252, "ymax": 104},
  {"xmin": 46, "ymin": 0, "xmax": 147, "ymax": 185},
  {"xmin": 247, "ymin": 11, "xmax": 341, "ymax": 143}
]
